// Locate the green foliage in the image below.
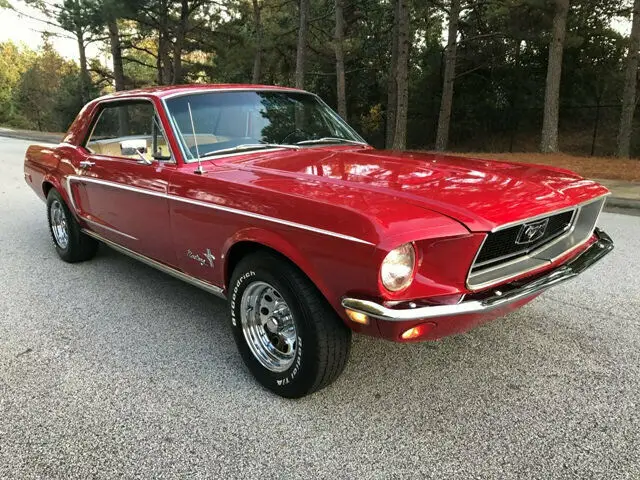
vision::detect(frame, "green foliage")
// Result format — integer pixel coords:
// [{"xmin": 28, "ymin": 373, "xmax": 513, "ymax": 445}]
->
[
  {"xmin": 53, "ymin": 70, "xmax": 100, "ymax": 129},
  {"xmin": 0, "ymin": 41, "xmax": 36, "ymax": 126},
  {"xmin": 1, "ymin": 39, "xmax": 88, "ymax": 131},
  {"xmin": 1, "ymin": 0, "xmax": 636, "ymax": 154}
]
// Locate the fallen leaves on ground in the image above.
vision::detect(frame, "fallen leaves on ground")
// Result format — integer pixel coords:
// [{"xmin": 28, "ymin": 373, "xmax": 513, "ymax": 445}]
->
[{"xmin": 455, "ymin": 152, "xmax": 640, "ymax": 182}]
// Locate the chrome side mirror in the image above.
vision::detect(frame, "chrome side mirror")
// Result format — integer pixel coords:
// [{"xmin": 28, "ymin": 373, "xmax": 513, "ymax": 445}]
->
[
  {"xmin": 120, "ymin": 139, "xmax": 153, "ymax": 164},
  {"xmin": 136, "ymin": 150, "xmax": 153, "ymax": 165}
]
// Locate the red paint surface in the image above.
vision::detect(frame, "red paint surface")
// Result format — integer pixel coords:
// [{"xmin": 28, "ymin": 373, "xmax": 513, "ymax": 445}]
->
[{"xmin": 23, "ymin": 85, "xmax": 610, "ymax": 342}]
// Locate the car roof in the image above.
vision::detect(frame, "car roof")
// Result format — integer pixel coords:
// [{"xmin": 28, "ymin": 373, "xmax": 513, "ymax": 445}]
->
[{"xmin": 93, "ymin": 83, "xmax": 308, "ymax": 102}]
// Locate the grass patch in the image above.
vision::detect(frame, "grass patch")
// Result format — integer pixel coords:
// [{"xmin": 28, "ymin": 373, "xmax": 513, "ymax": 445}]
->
[{"xmin": 454, "ymin": 152, "xmax": 640, "ymax": 182}]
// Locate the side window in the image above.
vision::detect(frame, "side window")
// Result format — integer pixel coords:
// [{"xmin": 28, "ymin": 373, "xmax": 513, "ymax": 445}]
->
[{"xmin": 86, "ymin": 101, "xmax": 172, "ymax": 162}]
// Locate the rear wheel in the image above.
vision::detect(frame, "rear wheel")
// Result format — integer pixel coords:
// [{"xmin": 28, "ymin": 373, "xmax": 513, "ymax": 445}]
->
[
  {"xmin": 229, "ymin": 251, "xmax": 351, "ymax": 398},
  {"xmin": 46, "ymin": 188, "xmax": 98, "ymax": 263}
]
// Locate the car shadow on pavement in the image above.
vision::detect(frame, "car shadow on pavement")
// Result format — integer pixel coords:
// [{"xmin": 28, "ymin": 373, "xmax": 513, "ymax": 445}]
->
[{"xmin": 88, "ymin": 241, "xmax": 553, "ymax": 407}]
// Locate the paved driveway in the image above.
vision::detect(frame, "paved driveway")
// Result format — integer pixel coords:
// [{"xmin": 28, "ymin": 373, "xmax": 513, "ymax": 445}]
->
[{"xmin": 1, "ymin": 137, "xmax": 638, "ymax": 479}]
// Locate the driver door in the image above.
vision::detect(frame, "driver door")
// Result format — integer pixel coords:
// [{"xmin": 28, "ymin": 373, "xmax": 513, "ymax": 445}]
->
[{"xmin": 73, "ymin": 99, "xmax": 177, "ymax": 266}]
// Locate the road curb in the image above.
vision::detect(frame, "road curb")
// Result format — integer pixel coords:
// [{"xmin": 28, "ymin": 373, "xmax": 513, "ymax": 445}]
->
[
  {"xmin": 605, "ymin": 196, "xmax": 640, "ymax": 212},
  {"xmin": 0, "ymin": 131, "xmax": 63, "ymax": 144}
]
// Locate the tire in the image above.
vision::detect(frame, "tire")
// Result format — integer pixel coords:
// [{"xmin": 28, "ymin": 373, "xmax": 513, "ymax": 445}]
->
[
  {"xmin": 228, "ymin": 251, "xmax": 352, "ymax": 398},
  {"xmin": 46, "ymin": 188, "xmax": 98, "ymax": 263}
]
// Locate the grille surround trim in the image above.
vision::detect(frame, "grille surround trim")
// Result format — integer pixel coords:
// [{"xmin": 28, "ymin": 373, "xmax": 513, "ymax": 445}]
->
[
  {"xmin": 472, "ymin": 209, "xmax": 577, "ymax": 269},
  {"xmin": 466, "ymin": 195, "xmax": 608, "ymax": 291}
]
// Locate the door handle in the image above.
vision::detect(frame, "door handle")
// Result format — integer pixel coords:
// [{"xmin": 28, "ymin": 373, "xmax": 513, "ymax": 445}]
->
[{"xmin": 79, "ymin": 160, "xmax": 95, "ymax": 169}]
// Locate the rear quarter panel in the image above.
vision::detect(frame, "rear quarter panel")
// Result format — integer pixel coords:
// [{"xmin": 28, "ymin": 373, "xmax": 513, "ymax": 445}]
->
[{"xmin": 24, "ymin": 144, "xmax": 63, "ymax": 201}]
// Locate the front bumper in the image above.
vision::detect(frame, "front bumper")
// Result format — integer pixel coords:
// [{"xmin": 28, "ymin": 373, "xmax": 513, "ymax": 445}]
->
[{"xmin": 342, "ymin": 228, "xmax": 613, "ymax": 324}]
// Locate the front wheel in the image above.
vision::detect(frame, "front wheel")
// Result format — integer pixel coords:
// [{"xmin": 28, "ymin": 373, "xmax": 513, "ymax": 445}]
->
[{"xmin": 229, "ymin": 252, "xmax": 352, "ymax": 398}]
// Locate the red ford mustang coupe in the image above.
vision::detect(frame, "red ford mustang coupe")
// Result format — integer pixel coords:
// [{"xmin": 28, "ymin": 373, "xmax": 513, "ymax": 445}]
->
[{"xmin": 24, "ymin": 84, "xmax": 613, "ymax": 397}]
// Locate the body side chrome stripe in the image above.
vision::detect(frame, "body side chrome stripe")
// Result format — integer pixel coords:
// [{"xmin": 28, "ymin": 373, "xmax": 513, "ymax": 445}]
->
[
  {"xmin": 81, "ymin": 217, "xmax": 139, "ymax": 241},
  {"xmin": 169, "ymin": 195, "xmax": 373, "ymax": 244},
  {"xmin": 67, "ymin": 175, "xmax": 374, "ymax": 246},
  {"xmin": 82, "ymin": 229, "xmax": 226, "ymax": 299}
]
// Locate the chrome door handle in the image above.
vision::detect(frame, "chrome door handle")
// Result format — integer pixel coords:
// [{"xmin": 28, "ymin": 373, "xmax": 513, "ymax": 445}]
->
[{"xmin": 79, "ymin": 160, "xmax": 95, "ymax": 169}]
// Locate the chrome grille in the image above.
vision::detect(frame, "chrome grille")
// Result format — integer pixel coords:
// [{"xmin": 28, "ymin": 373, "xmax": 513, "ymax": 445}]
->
[
  {"xmin": 473, "ymin": 210, "xmax": 575, "ymax": 268},
  {"xmin": 467, "ymin": 196, "xmax": 607, "ymax": 291}
]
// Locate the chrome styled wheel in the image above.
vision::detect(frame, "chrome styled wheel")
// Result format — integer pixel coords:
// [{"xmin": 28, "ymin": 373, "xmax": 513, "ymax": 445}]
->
[
  {"xmin": 240, "ymin": 281, "xmax": 297, "ymax": 372},
  {"xmin": 49, "ymin": 199, "xmax": 69, "ymax": 249}
]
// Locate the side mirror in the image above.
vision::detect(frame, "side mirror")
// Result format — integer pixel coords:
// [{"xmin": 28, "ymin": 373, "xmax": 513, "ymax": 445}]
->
[
  {"xmin": 120, "ymin": 139, "xmax": 147, "ymax": 156},
  {"xmin": 153, "ymin": 152, "xmax": 172, "ymax": 162},
  {"xmin": 136, "ymin": 152, "xmax": 153, "ymax": 165}
]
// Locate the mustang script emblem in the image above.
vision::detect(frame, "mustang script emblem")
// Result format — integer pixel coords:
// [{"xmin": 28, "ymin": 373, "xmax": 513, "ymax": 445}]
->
[
  {"xmin": 516, "ymin": 218, "xmax": 549, "ymax": 245},
  {"xmin": 187, "ymin": 248, "xmax": 216, "ymax": 268}
]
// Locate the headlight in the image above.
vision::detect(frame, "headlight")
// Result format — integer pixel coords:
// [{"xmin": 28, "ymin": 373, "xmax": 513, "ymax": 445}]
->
[{"xmin": 380, "ymin": 243, "xmax": 416, "ymax": 292}]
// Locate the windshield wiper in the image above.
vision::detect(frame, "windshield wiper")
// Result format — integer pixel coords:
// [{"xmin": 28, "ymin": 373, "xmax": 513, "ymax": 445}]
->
[
  {"xmin": 295, "ymin": 137, "xmax": 368, "ymax": 146},
  {"xmin": 201, "ymin": 143, "xmax": 300, "ymax": 157}
]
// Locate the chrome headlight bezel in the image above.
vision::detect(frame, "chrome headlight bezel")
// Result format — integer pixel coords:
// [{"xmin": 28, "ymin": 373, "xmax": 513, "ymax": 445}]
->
[{"xmin": 380, "ymin": 243, "xmax": 417, "ymax": 292}]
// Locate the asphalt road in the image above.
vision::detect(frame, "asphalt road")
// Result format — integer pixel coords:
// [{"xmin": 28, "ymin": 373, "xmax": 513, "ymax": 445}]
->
[{"xmin": 1, "ymin": 137, "xmax": 639, "ymax": 479}]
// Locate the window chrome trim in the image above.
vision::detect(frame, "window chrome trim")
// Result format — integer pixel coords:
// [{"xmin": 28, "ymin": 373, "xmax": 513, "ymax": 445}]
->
[
  {"xmin": 161, "ymin": 89, "xmax": 313, "ymax": 164},
  {"xmin": 81, "ymin": 229, "xmax": 226, "ymax": 299},
  {"xmin": 467, "ymin": 195, "xmax": 608, "ymax": 291},
  {"xmin": 66, "ymin": 175, "xmax": 374, "ymax": 246},
  {"xmin": 160, "ymin": 89, "xmax": 369, "ymax": 164},
  {"xmin": 160, "ymin": 87, "xmax": 309, "ymax": 100},
  {"xmin": 85, "ymin": 96, "xmax": 177, "ymax": 165}
]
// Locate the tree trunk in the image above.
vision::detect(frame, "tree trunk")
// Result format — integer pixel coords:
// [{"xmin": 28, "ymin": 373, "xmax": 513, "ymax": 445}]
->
[
  {"xmin": 391, "ymin": 0, "xmax": 409, "ymax": 150},
  {"xmin": 76, "ymin": 29, "xmax": 90, "ymax": 102},
  {"xmin": 172, "ymin": 0, "xmax": 189, "ymax": 84},
  {"xmin": 334, "ymin": 0, "xmax": 347, "ymax": 118},
  {"xmin": 157, "ymin": 33, "xmax": 165, "ymax": 84},
  {"xmin": 252, "ymin": 0, "xmax": 263, "ymax": 83},
  {"xmin": 435, "ymin": 0, "xmax": 461, "ymax": 151},
  {"xmin": 385, "ymin": 0, "xmax": 399, "ymax": 148},
  {"xmin": 295, "ymin": 0, "xmax": 309, "ymax": 89},
  {"xmin": 591, "ymin": 92, "xmax": 602, "ymax": 156},
  {"xmin": 157, "ymin": 31, "xmax": 172, "ymax": 85},
  {"xmin": 509, "ymin": 38, "xmax": 522, "ymax": 153},
  {"xmin": 107, "ymin": 20, "xmax": 125, "ymax": 91},
  {"xmin": 108, "ymin": 19, "xmax": 128, "ymax": 134},
  {"xmin": 161, "ymin": 36, "xmax": 172, "ymax": 84},
  {"xmin": 616, "ymin": 0, "xmax": 640, "ymax": 158},
  {"xmin": 156, "ymin": 1, "xmax": 171, "ymax": 85},
  {"xmin": 540, "ymin": 0, "xmax": 570, "ymax": 153}
]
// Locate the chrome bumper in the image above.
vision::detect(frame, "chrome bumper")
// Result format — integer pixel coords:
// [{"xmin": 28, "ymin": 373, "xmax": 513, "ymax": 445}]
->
[{"xmin": 341, "ymin": 228, "xmax": 613, "ymax": 322}]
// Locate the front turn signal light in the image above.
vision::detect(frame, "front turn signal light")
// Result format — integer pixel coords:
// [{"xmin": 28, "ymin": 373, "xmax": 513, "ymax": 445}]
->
[
  {"xmin": 345, "ymin": 309, "xmax": 370, "ymax": 325},
  {"xmin": 400, "ymin": 323, "xmax": 435, "ymax": 341}
]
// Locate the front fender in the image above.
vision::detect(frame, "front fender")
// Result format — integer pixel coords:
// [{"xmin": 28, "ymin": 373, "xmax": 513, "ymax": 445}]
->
[{"xmin": 222, "ymin": 227, "xmax": 334, "ymax": 307}]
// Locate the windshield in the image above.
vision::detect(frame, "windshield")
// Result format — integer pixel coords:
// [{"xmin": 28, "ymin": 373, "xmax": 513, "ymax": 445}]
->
[{"xmin": 164, "ymin": 90, "xmax": 367, "ymax": 161}]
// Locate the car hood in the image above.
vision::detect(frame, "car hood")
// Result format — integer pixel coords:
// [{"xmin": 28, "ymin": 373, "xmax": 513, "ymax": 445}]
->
[{"xmin": 223, "ymin": 148, "xmax": 609, "ymax": 232}]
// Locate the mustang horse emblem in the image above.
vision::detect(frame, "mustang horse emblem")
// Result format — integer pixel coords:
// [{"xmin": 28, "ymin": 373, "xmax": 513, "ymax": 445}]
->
[
  {"xmin": 187, "ymin": 248, "xmax": 216, "ymax": 268},
  {"xmin": 516, "ymin": 218, "xmax": 549, "ymax": 245}
]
